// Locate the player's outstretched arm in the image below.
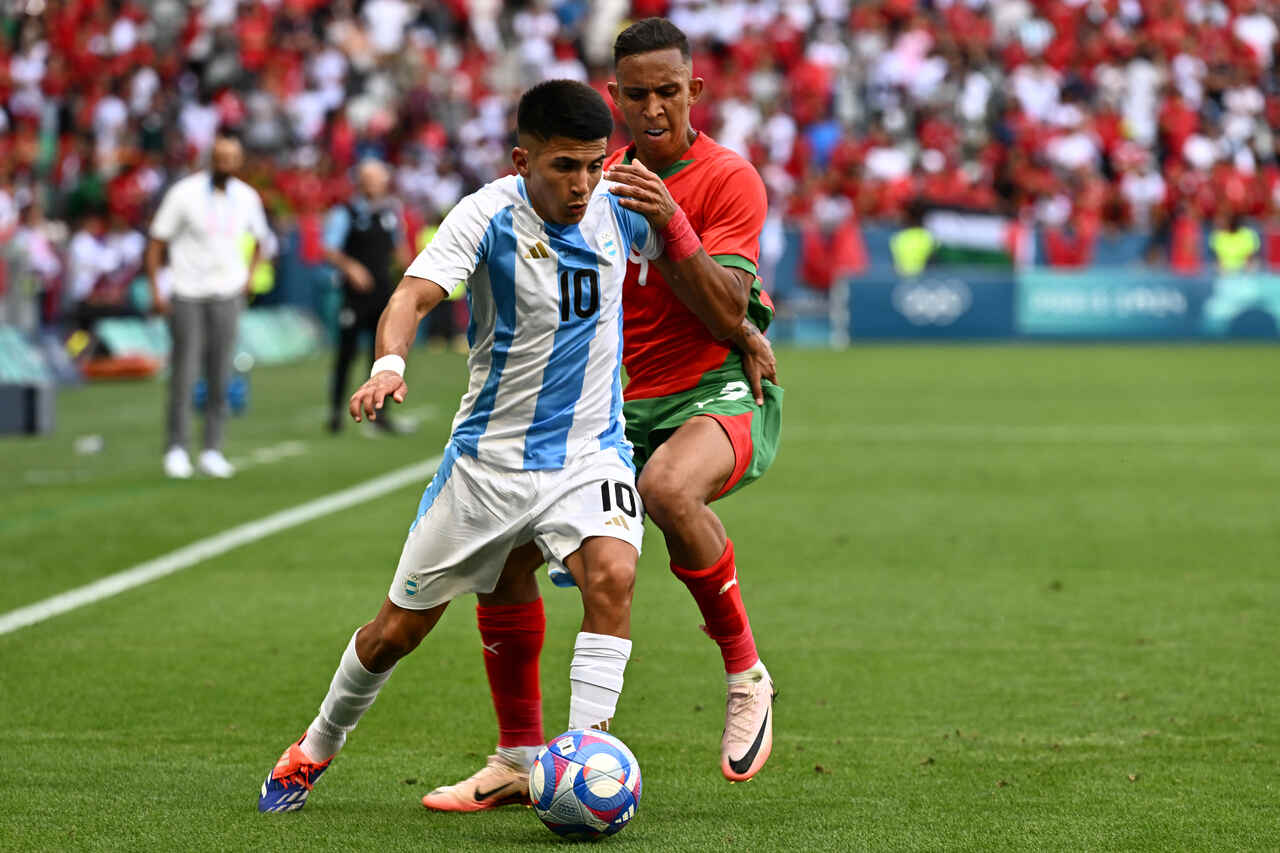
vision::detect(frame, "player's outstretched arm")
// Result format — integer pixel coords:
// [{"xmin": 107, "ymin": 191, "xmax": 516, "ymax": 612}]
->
[
  {"xmin": 349, "ymin": 274, "xmax": 448, "ymax": 423},
  {"xmin": 606, "ymin": 162, "xmax": 747, "ymax": 339}
]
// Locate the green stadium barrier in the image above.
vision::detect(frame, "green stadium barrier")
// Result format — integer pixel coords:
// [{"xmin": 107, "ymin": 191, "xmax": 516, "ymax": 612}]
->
[
  {"xmin": 0, "ymin": 325, "xmax": 54, "ymax": 384},
  {"xmin": 236, "ymin": 307, "xmax": 323, "ymax": 365},
  {"xmin": 1202, "ymin": 273, "xmax": 1280, "ymax": 337},
  {"xmin": 1016, "ymin": 270, "xmax": 1215, "ymax": 338},
  {"xmin": 91, "ymin": 307, "xmax": 324, "ymax": 365},
  {"xmin": 94, "ymin": 316, "xmax": 170, "ymax": 358}
]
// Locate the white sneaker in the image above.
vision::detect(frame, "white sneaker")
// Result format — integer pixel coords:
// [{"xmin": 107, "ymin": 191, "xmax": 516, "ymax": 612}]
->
[
  {"xmin": 164, "ymin": 446, "xmax": 193, "ymax": 479},
  {"xmin": 197, "ymin": 449, "xmax": 235, "ymax": 478},
  {"xmin": 721, "ymin": 661, "xmax": 775, "ymax": 781}
]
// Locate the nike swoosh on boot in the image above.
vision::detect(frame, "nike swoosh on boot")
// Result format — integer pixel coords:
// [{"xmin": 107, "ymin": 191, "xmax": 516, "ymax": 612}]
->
[
  {"xmin": 473, "ymin": 783, "xmax": 512, "ymax": 802},
  {"xmin": 728, "ymin": 708, "xmax": 770, "ymax": 776}
]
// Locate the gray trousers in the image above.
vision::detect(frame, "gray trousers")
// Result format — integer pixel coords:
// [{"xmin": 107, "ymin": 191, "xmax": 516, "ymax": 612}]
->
[{"xmin": 167, "ymin": 294, "xmax": 241, "ymax": 452}]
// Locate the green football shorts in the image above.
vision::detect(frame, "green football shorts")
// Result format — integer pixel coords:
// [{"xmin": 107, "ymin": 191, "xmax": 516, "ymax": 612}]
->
[{"xmin": 622, "ymin": 359, "xmax": 783, "ymax": 500}]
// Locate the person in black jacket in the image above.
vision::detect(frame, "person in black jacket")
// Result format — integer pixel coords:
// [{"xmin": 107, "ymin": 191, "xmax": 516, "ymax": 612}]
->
[{"xmin": 323, "ymin": 159, "xmax": 412, "ymax": 432}]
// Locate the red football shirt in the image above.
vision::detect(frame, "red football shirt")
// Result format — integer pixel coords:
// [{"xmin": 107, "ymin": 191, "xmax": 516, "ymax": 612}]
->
[{"xmin": 605, "ymin": 132, "xmax": 769, "ymax": 400}]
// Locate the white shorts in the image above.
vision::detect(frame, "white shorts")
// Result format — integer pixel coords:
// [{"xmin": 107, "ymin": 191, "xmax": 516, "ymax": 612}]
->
[{"xmin": 388, "ymin": 444, "xmax": 645, "ymax": 610}]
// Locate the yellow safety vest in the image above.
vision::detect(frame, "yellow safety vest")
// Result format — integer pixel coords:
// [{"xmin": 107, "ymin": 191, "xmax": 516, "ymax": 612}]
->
[
  {"xmin": 890, "ymin": 226, "xmax": 935, "ymax": 277},
  {"xmin": 1209, "ymin": 227, "xmax": 1260, "ymax": 273}
]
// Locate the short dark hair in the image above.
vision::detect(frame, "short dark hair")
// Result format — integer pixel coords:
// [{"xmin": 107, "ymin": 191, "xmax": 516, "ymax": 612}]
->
[
  {"xmin": 214, "ymin": 126, "xmax": 243, "ymax": 145},
  {"xmin": 613, "ymin": 17, "xmax": 690, "ymax": 66},
  {"xmin": 517, "ymin": 80, "xmax": 613, "ymax": 143}
]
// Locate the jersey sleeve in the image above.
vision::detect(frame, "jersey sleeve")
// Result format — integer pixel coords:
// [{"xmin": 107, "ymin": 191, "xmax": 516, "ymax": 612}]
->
[
  {"xmin": 149, "ymin": 183, "xmax": 184, "ymax": 241},
  {"xmin": 698, "ymin": 159, "xmax": 768, "ymax": 275},
  {"xmin": 404, "ymin": 194, "xmax": 490, "ymax": 294},
  {"xmin": 608, "ymin": 192, "xmax": 662, "ymax": 260}
]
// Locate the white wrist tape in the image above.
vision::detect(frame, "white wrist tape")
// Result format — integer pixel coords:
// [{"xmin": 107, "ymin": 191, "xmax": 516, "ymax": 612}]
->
[{"xmin": 370, "ymin": 354, "xmax": 405, "ymax": 378}]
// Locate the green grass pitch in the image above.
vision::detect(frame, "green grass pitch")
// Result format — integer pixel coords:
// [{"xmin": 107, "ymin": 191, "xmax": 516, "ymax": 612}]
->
[{"xmin": 1, "ymin": 345, "xmax": 1277, "ymax": 851}]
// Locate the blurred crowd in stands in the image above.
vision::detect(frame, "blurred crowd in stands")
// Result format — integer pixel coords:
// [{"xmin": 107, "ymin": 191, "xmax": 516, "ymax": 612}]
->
[{"xmin": 3, "ymin": 0, "xmax": 1280, "ymax": 331}]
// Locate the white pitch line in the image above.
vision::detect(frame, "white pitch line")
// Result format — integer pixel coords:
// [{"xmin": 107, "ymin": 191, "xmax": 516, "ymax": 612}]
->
[
  {"xmin": 228, "ymin": 439, "xmax": 310, "ymax": 470},
  {"xmin": 0, "ymin": 454, "xmax": 442, "ymax": 637}
]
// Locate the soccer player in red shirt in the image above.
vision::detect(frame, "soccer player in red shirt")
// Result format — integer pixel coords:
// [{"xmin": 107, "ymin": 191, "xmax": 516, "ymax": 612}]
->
[{"xmin": 422, "ymin": 19, "xmax": 782, "ymax": 811}]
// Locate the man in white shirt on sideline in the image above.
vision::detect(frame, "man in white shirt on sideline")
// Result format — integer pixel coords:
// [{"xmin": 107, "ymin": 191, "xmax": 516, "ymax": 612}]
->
[{"xmin": 145, "ymin": 128, "xmax": 271, "ymax": 479}]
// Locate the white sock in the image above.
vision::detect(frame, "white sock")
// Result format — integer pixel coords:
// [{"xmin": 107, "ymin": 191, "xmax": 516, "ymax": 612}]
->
[
  {"xmin": 727, "ymin": 658, "xmax": 769, "ymax": 685},
  {"xmin": 568, "ymin": 631, "xmax": 632, "ymax": 730},
  {"xmin": 497, "ymin": 744, "xmax": 543, "ymax": 771},
  {"xmin": 301, "ymin": 631, "xmax": 396, "ymax": 763}
]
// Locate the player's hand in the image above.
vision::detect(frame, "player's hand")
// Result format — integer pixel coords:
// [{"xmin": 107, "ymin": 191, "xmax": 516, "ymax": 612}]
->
[
  {"xmin": 151, "ymin": 292, "xmax": 170, "ymax": 316},
  {"xmin": 347, "ymin": 260, "xmax": 375, "ymax": 292},
  {"xmin": 735, "ymin": 322, "xmax": 776, "ymax": 406},
  {"xmin": 605, "ymin": 161, "xmax": 677, "ymax": 229},
  {"xmin": 349, "ymin": 371, "xmax": 407, "ymax": 422}
]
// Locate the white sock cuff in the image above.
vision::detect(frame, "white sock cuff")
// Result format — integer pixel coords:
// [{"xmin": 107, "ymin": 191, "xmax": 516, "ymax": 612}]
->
[
  {"xmin": 318, "ymin": 630, "xmax": 395, "ymax": 733},
  {"xmin": 727, "ymin": 658, "xmax": 768, "ymax": 684},
  {"xmin": 344, "ymin": 630, "xmax": 383, "ymax": 677},
  {"xmin": 568, "ymin": 632, "xmax": 631, "ymax": 730},
  {"xmin": 497, "ymin": 744, "xmax": 543, "ymax": 769},
  {"xmin": 571, "ymin": 632, "xmax": 631, "ymax": 692},
  {"xmin": 573, "ymin": 631, "xmax": 632, "ymax": 658}
]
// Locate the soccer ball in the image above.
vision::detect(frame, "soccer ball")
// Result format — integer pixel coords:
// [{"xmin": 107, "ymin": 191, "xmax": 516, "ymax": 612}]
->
[{"xmin": 528, "ymin": 729, "xmax": 642, "ymax": 840}]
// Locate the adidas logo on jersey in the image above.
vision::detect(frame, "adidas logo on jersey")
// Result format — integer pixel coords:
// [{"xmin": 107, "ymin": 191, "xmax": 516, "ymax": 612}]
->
[
  {"xmin": 523, "ymin": 241, "xmax": 552, "ymax": 260},
  {"xmin": 604, "ymin": 515, "xmax": 630, "ymax": 530}
]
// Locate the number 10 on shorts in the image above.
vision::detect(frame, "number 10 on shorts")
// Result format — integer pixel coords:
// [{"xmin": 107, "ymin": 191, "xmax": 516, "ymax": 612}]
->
[{"xmin": 601, "ymin": 481, "xmax": 640, "ymax": 519}]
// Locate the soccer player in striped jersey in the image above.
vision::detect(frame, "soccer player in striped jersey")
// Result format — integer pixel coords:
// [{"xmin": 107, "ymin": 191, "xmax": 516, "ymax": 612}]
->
[
  {"xmin": 421, "ymin": 19, "xmax": 782, "ymax": 810},
  {"xmin": 258, "ymin": 79, "xmax": 710, "ymax": 813}
]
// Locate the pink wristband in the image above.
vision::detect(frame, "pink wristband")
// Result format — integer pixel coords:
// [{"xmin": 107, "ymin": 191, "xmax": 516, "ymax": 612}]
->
[{"xmin": 661, "ymin": 206, "xmax": 702, "ymax": 262}]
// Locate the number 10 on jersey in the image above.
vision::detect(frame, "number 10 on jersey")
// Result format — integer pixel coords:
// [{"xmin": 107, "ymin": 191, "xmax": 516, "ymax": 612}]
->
[{"xmin": 559, "ymin": 269, "xmax": 599, "ymax": 321}]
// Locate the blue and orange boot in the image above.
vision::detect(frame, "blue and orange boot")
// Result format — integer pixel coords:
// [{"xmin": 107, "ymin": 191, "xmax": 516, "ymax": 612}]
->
[{"xmin": 258, "ymin": 735, "xmax": 331, "ymax": 813}]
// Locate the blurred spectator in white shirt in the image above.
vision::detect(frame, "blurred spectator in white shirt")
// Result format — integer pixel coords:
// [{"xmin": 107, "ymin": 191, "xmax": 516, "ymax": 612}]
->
[
  {"xmin": 1234, "ymin": 0, "xmax": 1279, "ymax": 68},
  {"xmin": 1124, "ymin": 48, "xmax": 1164, "ymax": 147},
  {"xmin": 1120, "ymin": 157, "xmax": 1167, "ymax": 230},
  {"xmin": 362, "ymin": 0, "xmax": 413, "ymax": 57}
]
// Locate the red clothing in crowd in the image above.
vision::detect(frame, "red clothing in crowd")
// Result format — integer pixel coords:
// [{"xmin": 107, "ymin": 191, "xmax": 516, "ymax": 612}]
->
[
  {"xmin": 1170, "ymin": 212, "xmax": 1204, "ymax": 273},
  {"xmin": 800, "ymin": 219, "xmax": 867, "ymax": 290}
]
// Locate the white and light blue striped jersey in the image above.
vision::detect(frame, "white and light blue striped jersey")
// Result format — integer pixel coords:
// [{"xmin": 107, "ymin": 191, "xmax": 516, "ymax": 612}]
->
[{"xmin": 404, "ymin": 174, "xmax": 662, "ymax": 470}]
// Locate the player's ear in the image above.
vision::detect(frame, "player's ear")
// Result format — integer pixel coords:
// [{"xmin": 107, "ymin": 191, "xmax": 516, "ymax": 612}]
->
[
  {"xmin": 606, "ymin": 81, "xmax": 621, "ymax": 107},
  {"xmin": 688, "ymin": 76, "xmax": 704, "ymax": 104},
  {"xmin": 511, "ymin": 146, "xmax": 530, "ymax": 177}
]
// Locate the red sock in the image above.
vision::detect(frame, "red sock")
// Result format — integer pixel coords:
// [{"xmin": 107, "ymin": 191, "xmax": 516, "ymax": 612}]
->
[
  {"xmin": 477, "ymin": 599, "xmax": 545, "ymax": 747},
  {"xmin": 670, "ymin": 539, "xmax": 759, "ymax": 674}
]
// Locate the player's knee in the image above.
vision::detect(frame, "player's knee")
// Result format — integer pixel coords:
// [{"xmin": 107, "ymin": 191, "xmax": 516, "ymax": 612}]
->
[
  {"xmin": 638, "ymin": 469, "xmax": 697, "ymax": 531},
  {"xmin": 584, "ymin": 556, "xmax": 635, "ymax": 614}
]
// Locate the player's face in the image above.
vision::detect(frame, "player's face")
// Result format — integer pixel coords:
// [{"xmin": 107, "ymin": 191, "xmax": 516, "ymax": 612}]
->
[
  {"xmin": 609, "ymin": 48, "xmax": 704, "ymax": 168},
  {"xmin": 513, "ymin": 136, "xmax": 607, "ymax": 225}
]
